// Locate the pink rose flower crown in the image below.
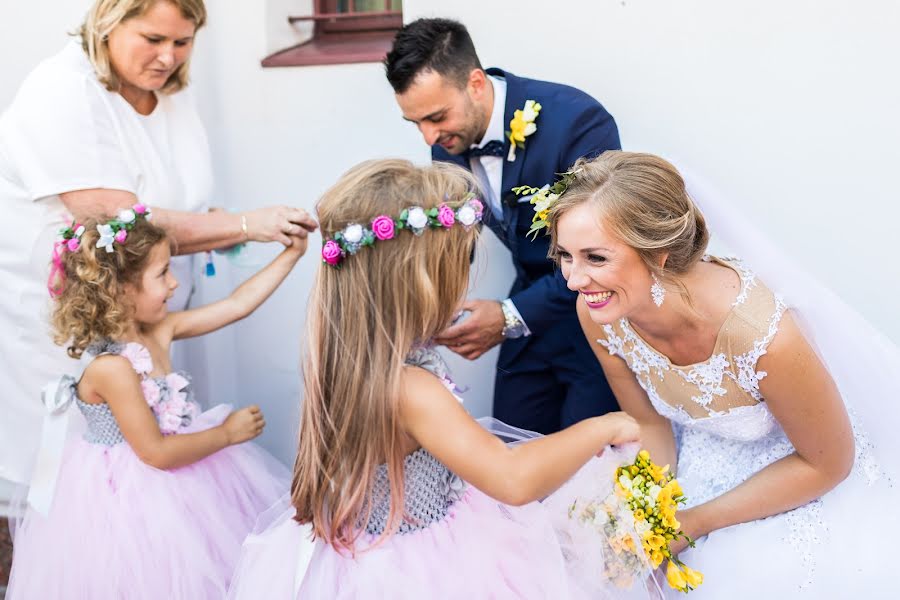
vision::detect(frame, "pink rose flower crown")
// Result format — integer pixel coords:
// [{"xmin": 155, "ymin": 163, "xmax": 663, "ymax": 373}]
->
[
  {"xmin": 321, "ymin": 195, "xmax": 485, "ymax": 268},
  {"xmin": 49, "ymin": 203, "xmax": 153, "ymax": 296}
]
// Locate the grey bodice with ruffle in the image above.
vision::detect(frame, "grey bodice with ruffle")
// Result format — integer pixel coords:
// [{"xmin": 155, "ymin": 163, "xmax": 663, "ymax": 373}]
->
[
  {"xmin": 75, "ymin": 339, "xmax": 196, "ymax": 446},
  {"xmin": 362, "ymin": 346, "xmax": 467, "ymax": 536}
]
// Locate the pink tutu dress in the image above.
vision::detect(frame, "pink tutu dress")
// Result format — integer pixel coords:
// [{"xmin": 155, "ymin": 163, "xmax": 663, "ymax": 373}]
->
[
  {"xmin": 7, "ymin": 340, "xmax": 290, "ymax": 599},
  {"xmin": 228, "ymin": 348, "xmax": 659, "ymax": 600}
]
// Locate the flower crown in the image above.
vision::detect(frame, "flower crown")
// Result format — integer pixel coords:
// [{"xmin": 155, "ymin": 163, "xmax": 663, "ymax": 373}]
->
[
  {"xmin": 48, "ymin": 203, "xmax": 152, "ymax": 296},
  {"xmin": 321, "ymin": 196, "xmax": 484, "ymax": 268},
  {"xmin": 512, "ymin": 168, "xmax": 581, "ymax": 239}
]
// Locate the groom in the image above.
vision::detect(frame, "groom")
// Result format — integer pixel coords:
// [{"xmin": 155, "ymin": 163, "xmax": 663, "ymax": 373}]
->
[{"xmin": 385, "ymin": 18, "xmax": 620, "ymax": 433}]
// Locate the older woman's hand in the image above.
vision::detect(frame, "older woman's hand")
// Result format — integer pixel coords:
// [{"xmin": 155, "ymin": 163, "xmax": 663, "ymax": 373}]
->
[{"xmin": 243, "ymin": 206, "xmax": 318, "ymax": 247}]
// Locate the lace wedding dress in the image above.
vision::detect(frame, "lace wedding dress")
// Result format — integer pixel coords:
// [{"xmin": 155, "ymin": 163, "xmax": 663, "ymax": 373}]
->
[{"xmin": 597, "ymin": 256, "xmax": 893, "ymax": 598}]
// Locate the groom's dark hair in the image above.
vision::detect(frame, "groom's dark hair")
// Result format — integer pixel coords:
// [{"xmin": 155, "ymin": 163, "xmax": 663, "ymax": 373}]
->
[{"xmin": 385, "ymin": 18, "xmax": 483, "ymax": 94}]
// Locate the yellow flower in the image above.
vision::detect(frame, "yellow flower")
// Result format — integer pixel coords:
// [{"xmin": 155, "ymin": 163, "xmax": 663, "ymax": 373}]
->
[
  {"xmin": 647, "ymin": 534, "xmax": 666, "ymax": 550},
  {"xmin": 649, "ymin": 462, "xmax": 670, "ymax": 483},
  {"xmin": 638, "ymin": 449, "xmax": 651, "ymax": 461},
  {"xmin": 650, "ymin": 549, "xmax": 665, "ymax": 568},
  {"xmin": 509, "ymin": 111, "xmax": 528, "ymax": 143},
  {"xmin": 633, "ymin": 508, "xmax": 646, "ymax": 521},
  {"xmin": 682, "ymin": 565, "xmax": 704, "ymax": 588},
  {"xmin": 666, "ymin": 560, "xmax": 688, "ymax": 592},
  {"xmin": 506, "ymin": 100, "xmax": 540, "ymax": 159},
  {"xmin": 665, "ymin": 479, "xmax": 683, "ymax": 498}
]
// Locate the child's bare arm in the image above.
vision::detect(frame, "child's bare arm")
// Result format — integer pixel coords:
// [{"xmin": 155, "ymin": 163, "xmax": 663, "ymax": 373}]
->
[
  {"xmin": 399, "ymin": 367, "xmax": 640, "ymax": 506},
  {"xmin": 162, "ymin": 237, "xmax": 308, "ymax": 341},
  {"xmin": 86, "ymin": 356, "xmax": 264, "ymax": 470}
]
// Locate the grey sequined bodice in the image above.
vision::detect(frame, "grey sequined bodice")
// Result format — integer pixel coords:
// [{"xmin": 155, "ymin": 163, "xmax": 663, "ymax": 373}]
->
[
  {"xmin": 362, "ymin": 346, "xmax": 467, "ymax": 535},
  {"xmin": 364, "ymin": 448, "xmax": 466, "ymax": 535},
  {"xmin": 77, "ymin": 398, "xmax": 127, "ymax": 445}
]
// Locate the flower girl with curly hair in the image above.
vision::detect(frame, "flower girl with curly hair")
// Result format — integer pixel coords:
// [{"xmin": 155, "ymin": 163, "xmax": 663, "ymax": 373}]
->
[
  {"xmin": 8, "ymin": 208, "xmax": 311, "ymax": 599},
  {"xmin": 228, "ymin": 160, "xmax": 646, "ymax": 599}
]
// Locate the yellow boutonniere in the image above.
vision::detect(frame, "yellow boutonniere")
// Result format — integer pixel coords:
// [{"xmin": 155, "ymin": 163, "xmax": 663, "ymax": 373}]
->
[{"xmin": 506, "ymin": 99, "xmax": 541, "ymax": 161}]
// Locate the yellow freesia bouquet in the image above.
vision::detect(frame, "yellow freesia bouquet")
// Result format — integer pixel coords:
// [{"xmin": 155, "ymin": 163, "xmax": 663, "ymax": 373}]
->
[{"xmin": 567, "ymin": 449, "xmax": 703, "ymax": 593}]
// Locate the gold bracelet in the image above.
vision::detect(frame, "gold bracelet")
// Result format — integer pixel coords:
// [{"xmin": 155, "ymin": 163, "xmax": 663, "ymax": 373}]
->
[{"xmin": 240, "ymin": 214, "xmax": 249, "ymax": 242}]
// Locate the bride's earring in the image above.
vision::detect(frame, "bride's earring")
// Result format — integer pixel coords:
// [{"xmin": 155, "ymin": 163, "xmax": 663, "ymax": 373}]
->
[{"xmin": 650, "ymin": 273, "xmax": 666, "ymax": 307}]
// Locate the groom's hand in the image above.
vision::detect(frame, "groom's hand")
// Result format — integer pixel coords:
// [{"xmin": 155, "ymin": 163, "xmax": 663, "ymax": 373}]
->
[{"xmin": 435, "ymin": 299, "xmax": 505, "ymax": 360}]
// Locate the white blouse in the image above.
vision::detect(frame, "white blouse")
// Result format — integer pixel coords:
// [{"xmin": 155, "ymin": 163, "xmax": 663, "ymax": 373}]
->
[{"xmin": 0, "ymin": 41, "xmax": 213, "ymax": 485}]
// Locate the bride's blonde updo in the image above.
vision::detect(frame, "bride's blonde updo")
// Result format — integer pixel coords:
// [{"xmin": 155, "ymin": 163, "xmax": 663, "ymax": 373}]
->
[{"xmin": 548, "ymin": 151, "xmax": 709, "ymax": 285}]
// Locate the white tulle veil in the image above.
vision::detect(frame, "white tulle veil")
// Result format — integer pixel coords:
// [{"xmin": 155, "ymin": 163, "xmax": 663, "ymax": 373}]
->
[{"xmin": 680, "ymin": 165, "xmax": 900, "ymax": 487}]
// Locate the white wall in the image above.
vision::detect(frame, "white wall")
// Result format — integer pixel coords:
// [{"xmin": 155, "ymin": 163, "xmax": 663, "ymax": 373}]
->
[
  {"xmin": 2, "ymin": 0, "xmax": 898, "ymax": 469},
  {"xmin": 0, "ymin": 1, "xmax": 93, "ymax": 107}
]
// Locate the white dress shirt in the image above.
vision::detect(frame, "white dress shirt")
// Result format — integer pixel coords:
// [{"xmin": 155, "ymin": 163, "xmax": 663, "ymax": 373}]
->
[{"xmin": 466, "ymin": 75, "xmax": 531, "ymax": 337}]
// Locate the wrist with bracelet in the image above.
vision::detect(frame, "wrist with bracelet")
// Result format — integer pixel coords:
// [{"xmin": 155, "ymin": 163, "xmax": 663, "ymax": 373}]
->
[{"xmin": 500, "ymin": 299, "xmax": 527, "ymax": 339}]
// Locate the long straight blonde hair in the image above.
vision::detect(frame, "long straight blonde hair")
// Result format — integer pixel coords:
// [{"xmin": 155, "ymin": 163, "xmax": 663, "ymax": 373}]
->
[{"xmin": 292, "ymin": 159, "xmax": 481, "ymax": 553}]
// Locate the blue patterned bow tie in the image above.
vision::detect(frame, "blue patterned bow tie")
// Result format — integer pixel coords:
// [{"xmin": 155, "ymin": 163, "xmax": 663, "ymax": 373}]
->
[{"xmin": 466, "ymin": 140, "xmax": 505, "ymax": 159}]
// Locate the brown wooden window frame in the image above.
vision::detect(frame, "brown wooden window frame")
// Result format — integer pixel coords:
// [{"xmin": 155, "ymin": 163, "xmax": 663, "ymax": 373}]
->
[{"xmin": 262, "ymin": 0, "xmax": 403, "ymax": 68}]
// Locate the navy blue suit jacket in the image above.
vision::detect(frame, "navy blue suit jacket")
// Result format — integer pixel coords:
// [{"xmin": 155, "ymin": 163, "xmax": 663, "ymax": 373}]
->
[{"xmin": 433, "ymin": 69, "xmax": 621, "ymax": 340}]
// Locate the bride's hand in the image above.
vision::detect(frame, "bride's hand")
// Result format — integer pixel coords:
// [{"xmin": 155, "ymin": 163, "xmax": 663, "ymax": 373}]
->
[
  {"xmin": 597, "ymin": 411, "xmax": 641, "ymax": 448},
  {"xmin": 668, "ymin": 507, "xmax": 706, "ymax": 555}
]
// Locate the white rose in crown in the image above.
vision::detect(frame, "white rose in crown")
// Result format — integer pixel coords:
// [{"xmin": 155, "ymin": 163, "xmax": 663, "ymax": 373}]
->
[
  {"xmin": 118, "ymin": 208, "xmax": 136, "ymax": 224},
  {"xmin": 406, "ymin": 207, "xmax": 428, "ymax": 230},
  {"xmin": 343, "ymin": 223, "xmax": 364, "ymax": 244},
  {"xmin": 457, "ymin": 205, "xmax": 477, "ymax": 226}
]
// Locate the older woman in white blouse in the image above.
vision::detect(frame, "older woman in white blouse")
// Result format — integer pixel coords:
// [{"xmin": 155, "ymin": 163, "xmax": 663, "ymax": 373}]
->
[{"xmin": 0, "ymin": 0, "xmax": 316, "ymax": 487}]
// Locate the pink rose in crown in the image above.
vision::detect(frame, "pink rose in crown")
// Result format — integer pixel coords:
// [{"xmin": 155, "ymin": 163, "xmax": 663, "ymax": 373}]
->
[
  {"xmin": 469, "ymin": 199, "xmax": 485, "ymax": 219},
  {"xmin": 141, "ymin": 379, "xmax": 161, "ymax": 407},
  {"xmin": 114, "ymin": 229, "xmax": 127, "ymax": 243},
  {"xmin": 321, "ymin": 240, "xmax": 343, "ymax": 265},
  {"xmin": 66, "ymin": 238, "xmax": 80, "ymax": 252},
  {"xmin": 133, "ymin": 204, "xmax": 147, "ymax": 215},
  {"xmin": 121, "ymin": 343, "xmax": 153, "ymax": 374},
  {"xmin": 371, "ymin": 215, "xmax": 396, "ymax": 240},
  {"xmin": 437, "ymin": 204, "xmax": 456, "ymax": 227}
]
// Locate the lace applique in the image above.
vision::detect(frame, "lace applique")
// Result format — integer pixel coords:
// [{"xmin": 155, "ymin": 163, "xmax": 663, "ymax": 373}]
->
[
  {"xmin": 598, "ymin": 323, "xmax": 689, "ymax": 423},
  {"xmin": 728, "ymin": 294, "xmax": 786, "ymax": 400},
  {"xmin": 601, "ymin": 321, "xmax": 670, "ymax": 379},
  {"xmin": 784, "ymin": 499, "xmax": 825, "ymax": 590},
  {"xmin": 847, "ymin": 406, "xmax": 885, "ymax": 486},
  {"xmin": 703, "ymin": 255, "xmax": 757, "ymax": 307},
  {"xmin": 676, "ymin": 353, "xmax": 730, "ymax": 407},
  {"xmin": 729, "ymin": 258, "xmax": 757, "ymax": 306}
]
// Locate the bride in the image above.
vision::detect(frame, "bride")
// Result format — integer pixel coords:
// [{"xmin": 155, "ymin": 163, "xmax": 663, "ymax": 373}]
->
[{"xmin": 548, "ymin": 150, "xmax": 896, "ymax": 597}]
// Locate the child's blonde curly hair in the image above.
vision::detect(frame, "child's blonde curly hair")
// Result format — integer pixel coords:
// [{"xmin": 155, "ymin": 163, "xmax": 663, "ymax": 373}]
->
[{"xmin": 52, "ymin": 218, "xmax": 169, "ymax": 358}]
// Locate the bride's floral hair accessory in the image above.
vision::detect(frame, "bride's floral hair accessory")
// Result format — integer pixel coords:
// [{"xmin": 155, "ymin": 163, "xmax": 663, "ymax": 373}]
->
[
  {"xmin": 48, "ymin": 203, "xmax": 152, "ymax": 297},
  {"xmin": 321, "ymin": 196, "xmax": 484, "ymax": 268},
  {"xmin": 513, "ymin": 168, "xmax": 581, "ymax": 239}
]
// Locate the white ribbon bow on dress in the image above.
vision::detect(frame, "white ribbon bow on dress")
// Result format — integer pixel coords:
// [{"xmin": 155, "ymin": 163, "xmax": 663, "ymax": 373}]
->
[{"xmin": 27, "ymin": 374, "xmax": 79, "ymax": 515}]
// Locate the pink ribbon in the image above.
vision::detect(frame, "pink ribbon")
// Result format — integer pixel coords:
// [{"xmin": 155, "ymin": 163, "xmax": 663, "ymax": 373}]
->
[{"xmin": 47, "ymin": 240, "xmax": 67, "ymax": 297}]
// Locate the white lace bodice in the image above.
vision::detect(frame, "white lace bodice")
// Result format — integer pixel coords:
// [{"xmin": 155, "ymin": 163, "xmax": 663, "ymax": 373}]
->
[
  {"xmin": 596, "ymin": 257, "xmax": 794, "ymax": 493},
  {"xmin": 596, "ymin": 257, "xmax": 883, "ymax": 587}
]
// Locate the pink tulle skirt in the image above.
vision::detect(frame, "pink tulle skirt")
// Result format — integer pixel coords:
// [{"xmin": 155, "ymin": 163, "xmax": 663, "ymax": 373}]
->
[
  {"xmin": 7, "ymin": 406, "xmax": 289, "ymax": 600},
  {"xmin": 228, "ymin": 446, "xmax": 659, "ymax": 600}
]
